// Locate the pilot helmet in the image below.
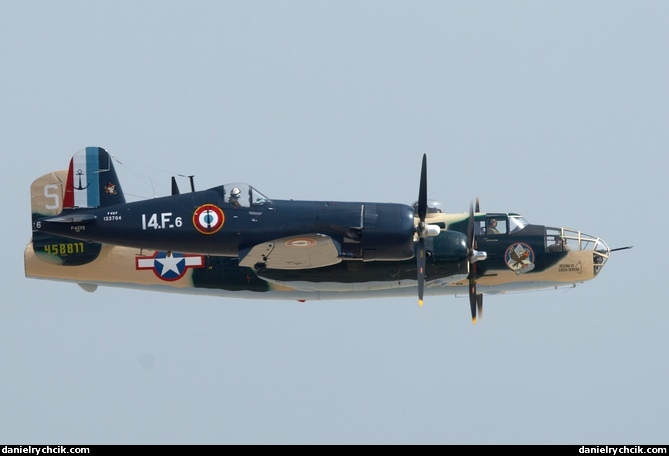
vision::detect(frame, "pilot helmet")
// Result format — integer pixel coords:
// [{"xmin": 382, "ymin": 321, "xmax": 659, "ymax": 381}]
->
[{"xmin": 231, "ymin": 187, "xmax": 241, "ymax": 198}]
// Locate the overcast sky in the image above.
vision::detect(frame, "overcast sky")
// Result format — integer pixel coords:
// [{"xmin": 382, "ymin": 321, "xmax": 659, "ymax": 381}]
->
[{"xmin": 1, "ymin": 1, "xmax": 667, "ymax": 444}]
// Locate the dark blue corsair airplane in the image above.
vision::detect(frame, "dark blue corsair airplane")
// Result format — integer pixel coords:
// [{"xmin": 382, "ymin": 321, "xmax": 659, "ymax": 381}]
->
[{"xmin": 25, "ymin": 147, "xmax": 629, "ymax": 323}]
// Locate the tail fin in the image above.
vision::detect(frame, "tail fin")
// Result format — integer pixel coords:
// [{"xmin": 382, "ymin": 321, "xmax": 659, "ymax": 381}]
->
[
  {"xmin": 63, "ymin": 146, "xmax": 125, "ymax": 209},
  {"xmin": 27, "ymin": 150, "xmax": 108, "ymax": 267},
  {"xmin": 30, "ymin": 169, "xmax": 67, "ymax": 218}
]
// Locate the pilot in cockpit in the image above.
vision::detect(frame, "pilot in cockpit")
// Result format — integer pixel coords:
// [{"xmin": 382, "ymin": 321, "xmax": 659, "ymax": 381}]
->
[
  {"xmin": 487, "ymin": 218, "xmax": 500, "ymax": 235},
  {"xmin": 228, "ymin": 187, "xmax": 241, "ymax": 207}
]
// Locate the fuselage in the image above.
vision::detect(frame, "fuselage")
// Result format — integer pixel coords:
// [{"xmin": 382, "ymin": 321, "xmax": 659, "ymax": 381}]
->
[{"xmin": 34, "ymin": 184, "xmax": 419, "ymax": 262}]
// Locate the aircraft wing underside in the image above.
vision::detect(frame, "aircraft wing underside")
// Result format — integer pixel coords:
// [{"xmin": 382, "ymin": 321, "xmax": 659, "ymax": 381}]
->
[{"xmin": 238, "ymin": 233, "xmax": 343, "ymax": 270}]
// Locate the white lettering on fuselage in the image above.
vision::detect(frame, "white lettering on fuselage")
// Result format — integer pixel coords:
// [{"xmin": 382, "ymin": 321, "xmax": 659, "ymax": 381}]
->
[
  {"xmin": 103, "ymin": 211, "xmax": 122, "ymax": 222},
  {"xmin": 141, "ymin": 213, "xmax": 183, "ymax": 230}
]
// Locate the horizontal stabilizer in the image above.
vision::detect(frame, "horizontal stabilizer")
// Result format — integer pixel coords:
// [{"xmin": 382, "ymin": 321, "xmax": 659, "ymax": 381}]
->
[{"xmin": 43, "ymin": 213, "xmax": 97, "ymax": 223}]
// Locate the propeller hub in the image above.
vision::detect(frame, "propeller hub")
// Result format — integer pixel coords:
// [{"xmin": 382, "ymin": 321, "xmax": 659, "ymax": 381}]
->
[
  {"xmin": 426, "ymin": 224, "xmax": 440, "ymax": 237},
  {"xmin": 416, "ymin": 222, "xmax": 441, "ymax": 239},
  {"xmin": 469, "ymin": 249, "xmax": 487, "ymax": 264}
]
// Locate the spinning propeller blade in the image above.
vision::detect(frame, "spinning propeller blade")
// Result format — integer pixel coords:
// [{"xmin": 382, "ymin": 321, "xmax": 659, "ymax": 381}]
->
[
  {"xmin": 414, "ymin": 155, "xmax": 447, "ymax": 306},
  {"xmin": 416, "ymin": 154, "xmax": 428, "ymax": 307},
  {"xmin": 418, "ymin": 154, "xmax": 427, "ymax": 222},
  {"xmin": 417, "ymin": 237, "xmax": 426, "ymax": 307},
  {"xmin": 467, "ymin": 202, "xmax": 478, "ymax": 322},
  {"xmin": 467, "ymin": 198, "xmax": 486, "ymax": 323}
]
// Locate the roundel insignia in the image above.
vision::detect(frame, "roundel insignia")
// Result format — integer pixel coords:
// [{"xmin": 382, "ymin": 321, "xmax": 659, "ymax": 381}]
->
[
  {"xmin": 285, "ymin": 238, "xmax": 318, "ymax": 247},
  {"xmin": 193, "ymin": 204, "xmax": 225, "ymax": 234},
  {"xmin": 504, "ymin": 242, "xmax": 536, "ymax": 275},
  {"xmin": 136, "ymin": 251, "xmax": 205, "ymax": 281}
]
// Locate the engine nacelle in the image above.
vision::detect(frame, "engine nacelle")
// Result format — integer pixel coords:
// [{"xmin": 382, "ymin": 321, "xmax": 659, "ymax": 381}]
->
[
  {"xmin": 431, "ymin": 230, "xmax": 469, "ymax": 263},
  {"xmin": 358, "ymin": 203, "xmax": 417, "ymax": 261}
]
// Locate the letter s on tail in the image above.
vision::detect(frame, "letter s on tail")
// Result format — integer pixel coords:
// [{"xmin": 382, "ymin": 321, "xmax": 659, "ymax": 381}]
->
[{"xmin": 30, "ymin": 169, "xmax": 67, "ymax": 218}]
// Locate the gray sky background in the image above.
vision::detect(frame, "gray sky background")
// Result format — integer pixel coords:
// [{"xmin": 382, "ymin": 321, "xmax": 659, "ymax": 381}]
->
[{"xmin": 1, "ymin": 1, "xmax": 667, "ymax": 444}]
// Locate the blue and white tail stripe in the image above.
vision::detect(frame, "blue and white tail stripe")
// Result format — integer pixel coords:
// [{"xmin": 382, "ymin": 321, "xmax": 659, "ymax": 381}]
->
[
  {"xmin": 63, "ymin": 146, "xmax": 125, "ymax": 209},
  {"xmin": 73, "ymin": 147, "xmax": 99, "ymax": 207}
]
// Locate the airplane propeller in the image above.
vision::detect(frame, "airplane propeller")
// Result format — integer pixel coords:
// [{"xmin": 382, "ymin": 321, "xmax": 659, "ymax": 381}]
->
[
  {"xmin": 467, "ymin": 198, "xmax": 487, "ymax": 323},
  {"xmin": 415, "ymin": 154, "xmax": 440, "ymax": 307},
  {"xmin": 416, "ymin": 155, "xmax": 427, "ymax": 307}
]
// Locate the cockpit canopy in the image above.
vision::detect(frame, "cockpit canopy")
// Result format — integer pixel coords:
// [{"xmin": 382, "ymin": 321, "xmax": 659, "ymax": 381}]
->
[
  {"xmin": 412, "ymin": 199, "xmax": 444, "ymax": 216},
  {"xmin": 220, "ymin": 183, "xmax": 272, "ymax": 208},
  {"xmin": 474, "ymin": 213, "xmax": 529, "ymax": 236}
]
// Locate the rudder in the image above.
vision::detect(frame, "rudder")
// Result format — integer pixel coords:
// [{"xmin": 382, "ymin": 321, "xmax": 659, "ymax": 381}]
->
[{"xmin": 63, "ymin": 146, "xmax": 126, "ymax": 209}]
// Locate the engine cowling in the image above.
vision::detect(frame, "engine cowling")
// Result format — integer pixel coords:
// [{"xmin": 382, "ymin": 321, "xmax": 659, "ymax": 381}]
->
[{"xmin": 357, "ymin": 203, "xmax": 417, "ymax": 261}]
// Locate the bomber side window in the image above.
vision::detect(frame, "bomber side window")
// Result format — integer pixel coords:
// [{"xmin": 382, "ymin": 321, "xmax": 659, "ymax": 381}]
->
[
  {"xmin": 508, "ymin": 216, "xmax": 529, "ymax": 234},
  {"xmin": 486, "ymin": 217, "xmax": 507, "ymax": 235}
]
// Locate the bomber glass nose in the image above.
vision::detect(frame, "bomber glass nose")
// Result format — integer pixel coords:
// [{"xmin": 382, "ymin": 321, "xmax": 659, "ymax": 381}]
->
[{"xmin": 545, "ymin": 227, "xmax": 610, "ymax": 275}]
